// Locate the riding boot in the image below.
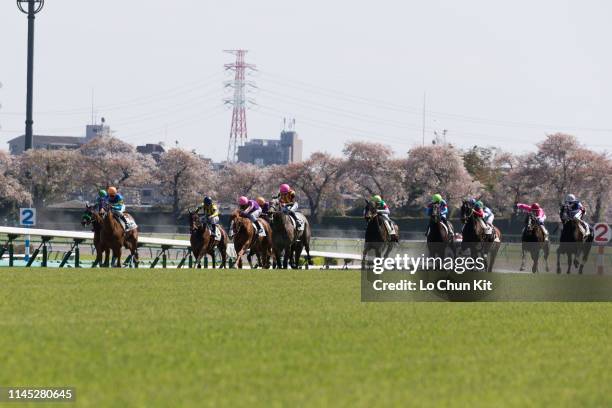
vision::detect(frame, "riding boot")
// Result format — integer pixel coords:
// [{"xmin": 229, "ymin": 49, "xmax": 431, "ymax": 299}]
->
[
  {"xmin": 211, "ymin": 224, "xmax": 220, "ymax": 241},
  {"xmin": 120, "ymin": 214, "xmax": 129, "ymax": 230},
  {"xmin": 541, "ymin": 224, "xmax": 549, "ymax": 241},
  {"xmin": 255, "ymin": 220, "xmax": 266, "ymax": 237}
]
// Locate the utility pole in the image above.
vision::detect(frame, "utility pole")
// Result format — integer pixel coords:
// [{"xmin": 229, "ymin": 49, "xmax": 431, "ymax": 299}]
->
[{"xmin": 17, "ymin": 0, "xmax": 45, "ymax": 151}]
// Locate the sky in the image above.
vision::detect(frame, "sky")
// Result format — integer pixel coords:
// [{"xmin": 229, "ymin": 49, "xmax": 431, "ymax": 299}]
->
[{"xmin": 1, "ymin": 0, "xmax": 611, "ymax": 161}]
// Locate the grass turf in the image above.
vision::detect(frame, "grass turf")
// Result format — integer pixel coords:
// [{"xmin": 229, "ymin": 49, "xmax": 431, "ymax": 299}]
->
[{"xmin": 0, "ymin": 268, "xmax": 610, "ymax": 407}]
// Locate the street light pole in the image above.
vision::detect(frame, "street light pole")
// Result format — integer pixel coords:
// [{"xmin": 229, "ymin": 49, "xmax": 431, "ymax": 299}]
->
[{"xmin": 17, "ymin": 0, "xmax": 44, "ymax": 151}]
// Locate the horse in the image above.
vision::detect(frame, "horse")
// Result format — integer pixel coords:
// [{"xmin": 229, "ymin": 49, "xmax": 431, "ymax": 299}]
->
[
  {"xmin": 557, "ymin": 206, "xmax": 593, "ymax": 274},
  {"xmin": 100, "ymin": 203, "xmax": 139, "ymax": 268},
  {"xmin": 519, "ymin": 212, "xmax": 550, "ymax": 273},
  {"xmin": 459, "ymin": 200, "xmax": 501, "ymax": 272},
  {"xmin": 268, "ymin": 200, "xmax": 312, "ymax": 269},
  {"xmin": 229, "ymin": 210, "xmax": 273, "ymax": 269},
  {"xmin": 188, "ymin": 209, "xmax": 227, "ymax": 268},
  {"xmin": 81, "ymin": 204, "xmax": 109, "ymax": 267},
  {"xmin": 361, "ymin": 200, "xmax": 399, "ymax": 269},
  {"xmin": 426, "ymin": 202, "xmax": 456, "ymax": 260}
]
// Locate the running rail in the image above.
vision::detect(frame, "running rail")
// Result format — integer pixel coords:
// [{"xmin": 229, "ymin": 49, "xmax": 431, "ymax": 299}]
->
[{"xmin": 0, "ymin": 226, "xmax": 362, "ymax": 268}]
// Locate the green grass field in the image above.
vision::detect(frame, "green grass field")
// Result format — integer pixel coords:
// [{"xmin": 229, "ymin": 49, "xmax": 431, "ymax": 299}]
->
[{"xmin": 0, "ymin": 268, "xmax": 611, "ymax": 407}]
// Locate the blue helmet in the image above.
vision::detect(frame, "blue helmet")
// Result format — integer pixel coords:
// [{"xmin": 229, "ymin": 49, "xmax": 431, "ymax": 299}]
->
[{"xmin": 203, "ymin": 196, "xmax": 213, "ymax": 206}]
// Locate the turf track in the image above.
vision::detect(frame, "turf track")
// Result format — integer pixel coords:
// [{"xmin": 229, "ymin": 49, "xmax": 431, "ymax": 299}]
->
[{"xmin": 0, "ymin": 268, "xmax": 610, "ymax": 407}]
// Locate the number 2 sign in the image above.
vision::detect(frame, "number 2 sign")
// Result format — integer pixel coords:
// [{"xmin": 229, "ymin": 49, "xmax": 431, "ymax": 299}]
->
[
  {"xmin": 593, "ymin": 223, "xmax": 611, "ymax": 245},
  {"xmin": 19, "ymin": 208, "xmax": 36, "ymax": 226}
]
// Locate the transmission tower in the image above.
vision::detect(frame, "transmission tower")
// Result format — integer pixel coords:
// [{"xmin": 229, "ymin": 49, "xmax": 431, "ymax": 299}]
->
[{"xmin": 224, "ymin": 49, "xmax": 256, "ymax": 162}]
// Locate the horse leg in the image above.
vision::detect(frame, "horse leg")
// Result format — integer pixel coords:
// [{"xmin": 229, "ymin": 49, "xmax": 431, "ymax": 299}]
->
[
  {"xmin": 556, "ymin": 246, "xmax": 562, "ymax": 274},
  {"xmin": 304, "ymin": 240, "xmax": 313, "ymax": 267},
  {"xmin": 219, "ymin": 239, "xmax": 227, "ymax": 269},
  {"xmin": 112, "ymin": 247, "xmax": 122, "ymax": 268},
  {"xmin": 236, "ymin": 249, "xmax": 244, "ymax": 269},
  {"xmin": 283, "ymin": 245, "xmax": 290, "ymax": 269},
  {"xmin": 520, "ymin": 244, "xmax": 527, "ymax": 271},
  {"xmin": 273, "ymin": 246, "xmax": 281, "ymax": 269},
  {"xmin": 531, "ymin": 249, "xmax": 539, "ymax": 273},
  {"xmin": 566, "ymin": 251, "xmax": 572, "ymax": 274},
  {"xmin": 361, "ymin": 245, "xmax": 369, "ymax": 269},
  {"xmin": 294, "ymin": 242, "xmax": 303, "ymax": 269}
]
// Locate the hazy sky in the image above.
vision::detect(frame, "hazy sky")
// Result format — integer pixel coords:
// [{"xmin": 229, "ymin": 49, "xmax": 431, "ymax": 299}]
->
[{"xmin": 1, "ymin": 0, "xmax": 611, "ymax": 160}]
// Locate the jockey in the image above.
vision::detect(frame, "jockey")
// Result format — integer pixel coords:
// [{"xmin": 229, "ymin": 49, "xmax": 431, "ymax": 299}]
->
[
  {"xmin": 107, "ymin": 186, "xmax": 129, "ymax": 228},
  {"xmin": 516, "ymin": 202, "xmax": 549, "ymax": 239},
  {"xmin": 562, "ymin": 194, "xmax": 590, "ymax": 235},
  {"xmin": 238, "ymin": 196, "xmax": 265, "ymax": 237},
  {"xmin": 278, "ymin": 183, "xmax": 304, "ymax": 231},
  {"xmin": 472, "ymin": 200, "xmax": 494, "ymax": 235},
  {"xmin": 425, "ymin": 193, "xmax": 453, "ymax": 237},
  {"xmin": 195, "ymin": 196, "xmax": 221, "ymax": 241},
  {"xmin": 95, "ymin": 189, "xmax": 108, "ymax": 211},
  {"xmin": 256, "ymin": 196, "xmax": 270, "ymax": 216},
  {"xmin": 369, "ymin": 195, "xmax": 397, "ymax": 236}
]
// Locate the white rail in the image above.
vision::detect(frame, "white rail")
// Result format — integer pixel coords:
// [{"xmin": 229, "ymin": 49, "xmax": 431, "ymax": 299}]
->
[{"xmin": 0, "ymin": 226, "xmax": 362, "ymax": 263}]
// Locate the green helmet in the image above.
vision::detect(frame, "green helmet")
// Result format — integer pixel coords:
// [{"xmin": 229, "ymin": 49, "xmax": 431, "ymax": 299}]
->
[
  {"xmin": 475, "ymin": 200, "xmax": 484, "ymax": 209},
  {"xmin": 98, "ymin": 189, "xmax": 107, "ymax": 197},
  {"xmin": 371, "ymin": 195, "xmax": 383, "ymax": 204},
  {"xmin": 432, "ymin": 193, "xmax": 443, "ymax": 203}
]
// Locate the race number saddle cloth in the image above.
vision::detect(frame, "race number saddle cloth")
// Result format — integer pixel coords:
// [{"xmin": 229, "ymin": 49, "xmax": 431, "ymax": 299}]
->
[{"xmin": 113, "ymin": 213, "xmax": 137, "ymax": 232}]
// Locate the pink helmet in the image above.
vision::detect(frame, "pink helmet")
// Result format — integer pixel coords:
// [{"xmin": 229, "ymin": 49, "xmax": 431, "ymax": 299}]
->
[
  {"xmin": 238, "ymin": 196, "xmax": 249, "ymax": 206},
  {"xmin": 279, "ymin": 184, "xmax": 291, "ymax": 194},
  {"xmin": 531, "ymin": 203, "xmax": 540, "ymax": 210}
]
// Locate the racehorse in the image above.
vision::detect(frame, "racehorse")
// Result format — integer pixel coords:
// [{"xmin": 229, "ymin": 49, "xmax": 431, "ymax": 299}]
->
[
  {"xmin": 557, "ymin": 206, "xmax": 593, "ymax": 274},
  {"xmin": 188, "ymin": 210, "xmax": 227, "ymax": 268},
  {"xmin": 100, "ymin": 203, "xmax": 139, "ymax": 268},
  {"xmin": 229, "ymin": 210, "xmax": 273, "ymax": 269},
  {"xmin": 459, "ymin": 200, "xmax": 501, "ymax": 272},
  {"xmin": 519, "ymin": 212, "xmax": 550, "ymax": 273},
  {"xmin": 268, "ymin": 200, "xmax": 312, "ymax": 269},
  {"xmin": 426, "ymin": 202, "xmax": 456, "ymax": 260},
  {"xmin": 361, "ymin": 200, "xmax": 399, "ymax": 269},
  {"xmin": 81, "ymin": 204, "xmax": 109, "ymax": 267}
]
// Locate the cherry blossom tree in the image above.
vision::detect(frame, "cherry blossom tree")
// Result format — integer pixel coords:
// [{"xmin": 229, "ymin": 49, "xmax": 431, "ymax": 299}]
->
[
  {"xmin": 78, "ymin": 136, "xmax": 156, "ymax": 190},
  {"xmin": 404, "ymin": 145, "xmax": 481, "ymax": 208},
  {"xmin": 0, "ymin": 151, "xmax": 31, "ymax": 214},
  {"xmin": 156, "ymin": 148, "xmax": 214, "ymax": 219},
  {"xmin": 283, "ymin": 152, "xmax": 345, "ymax": 222},
  {"xmin": 342, "ymin": 142, "xmax": 406, "ymax": 206},
  {"xmin": 17, "ymin": 149, "xmax": 80, "ymax": 207}
]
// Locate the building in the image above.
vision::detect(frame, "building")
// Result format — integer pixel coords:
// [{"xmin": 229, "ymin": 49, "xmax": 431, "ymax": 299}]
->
[
  {"xmin": 237, "ymin": 130, "xmax": 302, "ymax": 166},
  {"xmin": 7, "ymin": 120, "xmax": 111, "ymax": 155},
  {"xmin": 136, "ymin": 143, "xmax": 165, "ymax": 161}
]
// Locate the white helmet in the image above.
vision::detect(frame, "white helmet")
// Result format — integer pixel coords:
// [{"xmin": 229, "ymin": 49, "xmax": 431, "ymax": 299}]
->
[{"xmin": 565, "ymin": 194, "xmax": 576, "ymax": 202}]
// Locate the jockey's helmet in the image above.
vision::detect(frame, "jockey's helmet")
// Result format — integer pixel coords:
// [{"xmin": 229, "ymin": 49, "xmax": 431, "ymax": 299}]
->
[
  {"xmin": 203, "ymin": 196, "xmax": 213, "ymax": 206},
  {"xmin": 371, "ymin": 195, "xmax": 382, "ymax": 204},
  {"xmin": 475, "ymin": 200, "xmax": 484, "ymax": 209},
  {"xmin": 256, "ymin": 197, "xmax": 266, "ymax": 206},
  {"xmin": 238, "ymin": 196, "xmax": 249, "ymax": 206},
  {"xmin": 531, "ymin": 203, "xmax": 540, "ymax": 210},
  {"xmin": 108, "ymin": 186, "xmax": 117, "ymax": 196},
  {"xmin": 98, "ymin": 189, "xmax": 107, "ymax": 197},
  {"xmin": 279, "ymin": 184, "xmax": 291, "ymax": 194},
  {"xmin": 432, "ymin": 193, "xmax": 442, "ymax": 203},
  {"xmin": 469, "ymin": 197, "xmax": 477, "ymax": 205},
  {"xmin": 565, "ymin": 194, "xmax": 576, "ymax": 203}
]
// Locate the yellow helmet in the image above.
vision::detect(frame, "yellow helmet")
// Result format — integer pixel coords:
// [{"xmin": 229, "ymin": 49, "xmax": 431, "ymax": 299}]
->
[{"xmin": 256, "ymin": 196, "xmax": 266, "ymax": 206}]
